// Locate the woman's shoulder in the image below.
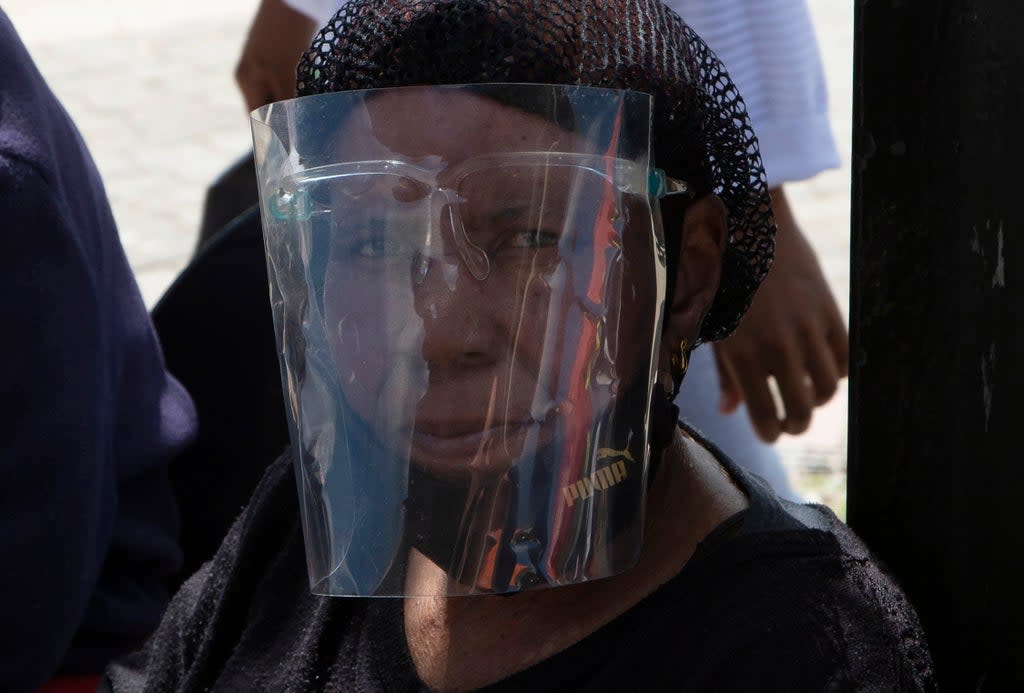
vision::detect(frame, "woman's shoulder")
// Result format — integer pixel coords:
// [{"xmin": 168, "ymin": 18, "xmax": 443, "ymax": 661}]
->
[
  {"xmin": 661, "ymin": 485, "xmax": 938, "ymax": 691},
  {"xmin": 495, "ymin": 497, "xmax": 938, "ymax": 693},
  {"xmin": 685, "ymin": 519, "xmax": 936, "ymax": 689},
  {"xmin": 667, "ymin": 427, "xmax": 937, "ymax": 689}
]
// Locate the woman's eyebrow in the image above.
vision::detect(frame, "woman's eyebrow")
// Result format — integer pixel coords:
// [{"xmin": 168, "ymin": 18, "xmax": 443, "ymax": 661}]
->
[{"xmin": 488, "ymin": 205, "xmax": 530, "ymax": 223}]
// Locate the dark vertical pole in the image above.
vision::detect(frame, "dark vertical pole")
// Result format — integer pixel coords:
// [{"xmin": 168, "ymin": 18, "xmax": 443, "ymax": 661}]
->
[{"xmin": 850, "ymin": 2, "xmax": 1024, "ymax": 690}]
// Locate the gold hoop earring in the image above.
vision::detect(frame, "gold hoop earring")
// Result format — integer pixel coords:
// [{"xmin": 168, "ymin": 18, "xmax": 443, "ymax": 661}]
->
[{"xmin": 669, "ymin": 338, "xmax": 689, "ymax": 383}]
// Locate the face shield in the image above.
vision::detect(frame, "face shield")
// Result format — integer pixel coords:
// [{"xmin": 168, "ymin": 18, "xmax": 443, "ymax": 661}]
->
[{"xmin": 251, "ymin": 83, "xmax": 692, "ymax": 596}]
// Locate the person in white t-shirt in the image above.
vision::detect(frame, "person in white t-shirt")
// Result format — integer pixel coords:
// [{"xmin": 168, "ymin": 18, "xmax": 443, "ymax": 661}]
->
[{"xmin": 233, "ymin": 0, "xmax": 848, "ymax": 500}]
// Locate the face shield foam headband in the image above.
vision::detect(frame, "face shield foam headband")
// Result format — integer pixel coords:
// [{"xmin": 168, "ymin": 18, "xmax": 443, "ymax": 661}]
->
[{"xmin": 252, "ymin": 83, "xmax": 696, "ymax": 597}]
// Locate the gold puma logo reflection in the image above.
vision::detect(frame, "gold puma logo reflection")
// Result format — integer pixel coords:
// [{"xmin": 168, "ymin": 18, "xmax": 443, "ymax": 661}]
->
[
  {"xmin": 597, "ymin": 447, "xmax": 636, "ymax": 464},
  {"xmin": 561, "ymin": 448, "xmax": 636, "ymax": 508}
]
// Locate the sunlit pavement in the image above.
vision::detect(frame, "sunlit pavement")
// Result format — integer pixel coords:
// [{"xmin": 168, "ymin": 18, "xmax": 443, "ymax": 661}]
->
[{"xmin": 7, "ymin": 0, "xmax": 853, "ymax": 515}]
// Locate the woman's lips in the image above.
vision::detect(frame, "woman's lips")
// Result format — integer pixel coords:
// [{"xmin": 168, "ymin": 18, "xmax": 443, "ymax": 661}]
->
[{"xmin": 411, "ymin": 419, "xmax": 545, "ymax": 470}]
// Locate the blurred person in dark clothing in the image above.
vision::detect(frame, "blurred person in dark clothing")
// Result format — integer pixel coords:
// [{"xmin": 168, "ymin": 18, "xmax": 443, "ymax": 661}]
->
[{"xmin": 0, "ymin": 10, "xmax": 197, "ymax": 693}]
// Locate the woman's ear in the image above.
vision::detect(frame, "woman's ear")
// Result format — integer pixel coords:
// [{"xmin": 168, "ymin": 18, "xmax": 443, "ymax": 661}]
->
[{"xmin": 660, "ymin": 194, "xmax": 728, "ymax": 365}]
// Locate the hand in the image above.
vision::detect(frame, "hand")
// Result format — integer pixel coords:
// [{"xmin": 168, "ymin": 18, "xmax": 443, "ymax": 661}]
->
[
  {"xmin": 712, "ymin": 187, "xmax": 849, "ymax": 442},
  {"xmin": 235, "ymin": 0, "xmax": 319, "ymax": 112}
]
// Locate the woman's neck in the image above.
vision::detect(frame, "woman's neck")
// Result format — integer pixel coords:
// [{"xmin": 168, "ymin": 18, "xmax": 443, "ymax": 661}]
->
[{"xmin": 403, "ymin": 430, "xmax": 749, "ymax": 693}]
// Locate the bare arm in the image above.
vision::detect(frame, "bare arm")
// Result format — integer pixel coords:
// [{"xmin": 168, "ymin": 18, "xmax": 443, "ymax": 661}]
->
[
  {"xmin": 712, "ymin": 187, "xmax": 849, "ymax": 442},
  {"xmin": 235, "ymin": 0, "xmax": 319, "ymax": 111}
]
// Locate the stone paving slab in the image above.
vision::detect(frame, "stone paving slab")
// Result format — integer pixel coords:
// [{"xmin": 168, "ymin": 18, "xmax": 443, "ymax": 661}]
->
[{"xmin": 6, "ymin": 0, "xmax": 854, "ymax": 514}]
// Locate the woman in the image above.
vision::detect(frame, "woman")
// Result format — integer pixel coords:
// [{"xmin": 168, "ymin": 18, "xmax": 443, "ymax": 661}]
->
[
  {"xmin": 105, "ymin": 1, "xmax": 933, "ymax": 690},
  {"xmin": 236, "ymin": 0, "xmax": 848, "ymax": 492}
]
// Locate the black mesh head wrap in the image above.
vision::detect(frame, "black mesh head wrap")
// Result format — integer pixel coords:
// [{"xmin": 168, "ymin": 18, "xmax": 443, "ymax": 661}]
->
[{"xmin": 296, "ymin": 0, "xmax": 775, "ymax": 344}]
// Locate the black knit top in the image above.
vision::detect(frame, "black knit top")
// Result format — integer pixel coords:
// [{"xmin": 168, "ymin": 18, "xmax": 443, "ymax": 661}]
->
[{"xmin": 103, "ymin": 431, "xmax": 936, "ymax": 692}]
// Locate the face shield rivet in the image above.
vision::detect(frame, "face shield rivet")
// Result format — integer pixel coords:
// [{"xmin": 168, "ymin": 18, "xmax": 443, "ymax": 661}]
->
[{"xmin": 517, "ymin": 570, "xmax": 544, "ymax": 590}]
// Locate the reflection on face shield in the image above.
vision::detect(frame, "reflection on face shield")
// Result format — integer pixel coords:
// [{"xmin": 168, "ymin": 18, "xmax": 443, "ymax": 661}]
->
[
  {"xmin": 254, "ymin": 85, "xmax": 673, "ymax": 597},
  {"xmin": 315, "ymin": 156, "xmax": 642, "ymax": 474},
  {"xmin": 291, "ymin": 154, "xmax": 648, "ymax": 283}
]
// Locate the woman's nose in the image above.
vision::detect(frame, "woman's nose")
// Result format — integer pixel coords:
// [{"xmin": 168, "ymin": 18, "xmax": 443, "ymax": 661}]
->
[{"xmin": 414, "ymin": 254, "xmax": 504, "ymax": 370}]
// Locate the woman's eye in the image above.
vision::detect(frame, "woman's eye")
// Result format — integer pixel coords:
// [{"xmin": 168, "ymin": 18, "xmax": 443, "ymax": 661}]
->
[
  {"xmin": 509, "ymin": 228, "xmax": 560, "ymax": 249},
  {"xmin": 357, "ymin": 237, "xmax": 410, "ymax": 258}
]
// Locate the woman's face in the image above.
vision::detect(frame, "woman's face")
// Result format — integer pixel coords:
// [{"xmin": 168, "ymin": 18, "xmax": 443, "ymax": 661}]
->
[{"xmin": 320, "ymin": 88, "xmax": 660, "ymax": 478}]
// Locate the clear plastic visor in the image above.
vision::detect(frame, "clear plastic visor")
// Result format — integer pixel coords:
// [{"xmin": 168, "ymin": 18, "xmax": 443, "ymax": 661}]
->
[{"xmin": 252, "ymin": 84, "xmax": 667, "ymax": 596}]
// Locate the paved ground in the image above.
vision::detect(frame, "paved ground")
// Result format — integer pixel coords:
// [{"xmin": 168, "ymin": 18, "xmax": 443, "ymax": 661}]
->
[{"xmin": 6, "ymin": 0, "xmax": 854, "ymax": 515}]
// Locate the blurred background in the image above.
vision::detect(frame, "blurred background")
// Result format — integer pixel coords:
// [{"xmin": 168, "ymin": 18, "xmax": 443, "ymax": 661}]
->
[{"xmin": 5, "ymin": 0, "xmax": 852, "ymax": 515}]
